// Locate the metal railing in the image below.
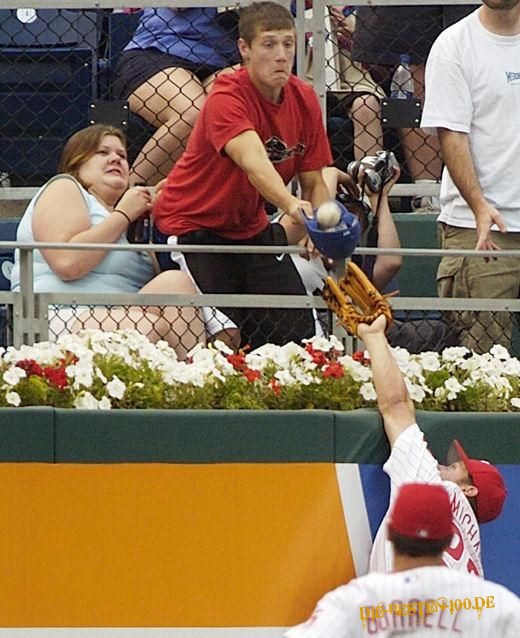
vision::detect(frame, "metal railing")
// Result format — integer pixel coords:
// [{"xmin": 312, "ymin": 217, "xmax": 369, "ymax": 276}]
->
[{"xmin": 3, "ymin": 241, "xmax": 520, "ymax": 357}]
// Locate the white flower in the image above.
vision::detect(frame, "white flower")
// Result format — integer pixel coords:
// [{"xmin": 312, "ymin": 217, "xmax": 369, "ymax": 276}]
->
[
  {"xmin": 3, "ymin": 366, "xmax": 26, "ymax": 386},
  {"xmin": 106, "ymin": 376, "xmax": 126, "ymax": 400},
  {"xmin": 511, "ymin": 398, "xmax": 520, "ymax": 409},
  {"xmin": 211, "ymin": 340, "xmax": 234, "ymax": 355},
  {"xmin": 444, "ymin": 377, "xmax": 465, "ymax": 401},
  {"xmin": 441, "ymin": 346, "xmax": 470, "ymax": 363},
  {"xmin": 68, "ymin": 362, "xmax": 94, "ymax": 390},
  {"xmin": 360, "ymin": 382, "xmax": 377, "ymax": 402},
  {"xmin": 417, "ymin": 351, "xmax": 441, "ymax": 372},
  {"xmin": 391, "ymin": 347, "xmax": 413, "ymax": 369},
  {"xmin": 274, "ymin": 369, "xmax": 298, "ymax": 386},
  {"xmin": 490, "ymin": 344, "xmax": 510, "ymax": 360},
  {"xmin": 501, "ymin": 358, "xmax": 520, "ymax": 376},
  {"xmin": 98, "ymin": 396, "xmax": 112, "ymax": 410},
  {"xmin": 302, "ymin": 335, "xmax": 344, "ymax": 353},
  {"xmin": 289, "ymin": 366, "xmax": 317, "ymax": 386},
  {"xmin": 74, "ymin": 392, "xmax": 102, "ymax": 409},
  {"xmin": 404, "ymin": 378, "xmax": 427, "ymax": 403},
  {"xmin": 5, "ymin": 391, "xmax": 21, "ymax": 407},
  {"xmin": 339, "ymin": 357, "xmax": 372, "ymax": 383}
]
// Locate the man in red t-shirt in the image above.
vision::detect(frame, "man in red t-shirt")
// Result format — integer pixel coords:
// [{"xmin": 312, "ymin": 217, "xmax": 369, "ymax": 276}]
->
[{"xmin": 153, "ymin": 1, "xmax": 333, "ymax": 349}]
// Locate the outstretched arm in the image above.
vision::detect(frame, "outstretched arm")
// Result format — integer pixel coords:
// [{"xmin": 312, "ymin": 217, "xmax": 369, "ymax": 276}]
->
[
  {"xmin": 357, "ymin": 315, "xmax": 416, "ymax": 446},
  {"xmin": 224, "ymin": 130, "xmax": 314, "ymax": 223}
]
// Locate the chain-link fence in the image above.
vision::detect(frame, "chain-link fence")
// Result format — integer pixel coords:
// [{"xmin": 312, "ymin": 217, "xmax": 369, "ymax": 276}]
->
[
  {"xmin": 1, "ymin": 1, "xmax": 478, "ymax": 193},
  {"xmin": 1, "ymin": 1, "xmax": 518, "ymax": 359}
]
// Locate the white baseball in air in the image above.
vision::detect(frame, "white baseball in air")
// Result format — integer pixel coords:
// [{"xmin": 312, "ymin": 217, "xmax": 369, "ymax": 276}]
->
[{"xmin": 316, "ymin": 201, "xmax": 342, "ymax": 230}]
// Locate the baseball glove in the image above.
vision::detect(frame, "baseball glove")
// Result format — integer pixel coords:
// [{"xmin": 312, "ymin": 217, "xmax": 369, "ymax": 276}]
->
[{"xmin": 322, "ymin": 261, "xmax": 393, "ymax": 335}]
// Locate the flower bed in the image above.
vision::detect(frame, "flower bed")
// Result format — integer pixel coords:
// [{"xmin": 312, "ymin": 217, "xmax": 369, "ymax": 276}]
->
[{"xmin": 1, "ymin": 330, "xmax": 519, "ymax": 411}]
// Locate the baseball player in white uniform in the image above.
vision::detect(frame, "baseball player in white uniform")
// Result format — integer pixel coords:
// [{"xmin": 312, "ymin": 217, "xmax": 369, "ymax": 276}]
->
[
  {"xmin": 284, "ymin": 482, "xmax": 520, "ymax": 637},
  {"xmin": 354, "ymin": 315, "xmax": 506, "ymax": 576}
]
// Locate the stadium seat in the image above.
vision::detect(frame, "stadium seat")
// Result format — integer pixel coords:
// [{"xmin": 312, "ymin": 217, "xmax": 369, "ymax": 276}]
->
[{"xmin": 0, "ymin": 9, "xmax": 101, "ymax": 185}]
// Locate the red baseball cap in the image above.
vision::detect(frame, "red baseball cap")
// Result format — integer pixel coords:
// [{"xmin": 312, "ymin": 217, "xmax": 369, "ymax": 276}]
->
[
  {"xmin": 388, "ymin": 483, "xmax": 454, "ymax": 540},
  {"xmin": 447, "ymin": 439, "xmax": 507, "ymax": 524}
]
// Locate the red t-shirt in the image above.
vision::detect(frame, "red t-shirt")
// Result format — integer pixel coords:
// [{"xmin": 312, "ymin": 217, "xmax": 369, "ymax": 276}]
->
[{"xmin": 154, "ymin": 67, "xmax": 332, "ymax": 239}]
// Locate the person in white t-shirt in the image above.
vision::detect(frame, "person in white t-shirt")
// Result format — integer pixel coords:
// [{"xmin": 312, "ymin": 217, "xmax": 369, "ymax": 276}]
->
[
  {"xmin": 358, "ymin": 315, "xmax": 506, "ymax": 576},
  {"xmin": 421, "ymin": 1, "xmax": 520, "ymax": 353},
  {"xmin": 284, "ymin": 482, "xmax": 520, "ymax": 638}
]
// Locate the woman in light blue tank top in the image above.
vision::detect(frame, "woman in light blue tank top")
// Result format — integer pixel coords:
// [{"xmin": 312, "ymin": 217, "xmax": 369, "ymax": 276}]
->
[{"xmin": 11, "ymin": 124, "xmax": 204, "ymax": 359}]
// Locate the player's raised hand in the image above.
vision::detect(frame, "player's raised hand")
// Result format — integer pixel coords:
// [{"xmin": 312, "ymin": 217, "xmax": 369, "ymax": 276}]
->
[{"xmin": 357, "ymin": 314, "xmax": 388, "ymax": 340}]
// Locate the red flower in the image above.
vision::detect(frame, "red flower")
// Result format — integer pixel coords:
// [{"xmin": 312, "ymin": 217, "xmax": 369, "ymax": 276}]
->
[
  {"xmin": 305, "ymin": 343, "xmax": 329, "ymax": 366},
  {"xmin": 227, "ymin": 353, "xmax": 247, "ymax": 370},
  {"xmin": 268, "ymin": 378, "xmax": 281, "ymax": 396},
  {"xmin": 42, "ymin": 366, "xmax": 69, "ymax": 389},
  {"xmin": 16, "ymin": 359, "xmax": 43, "ymax": 377},
  {"xmin": 323, "ymin": 362, "xmax": 345, "ymax": 379},
  {"xmin": 244, "ymin": 368, "xmax": 261, "ymax": 383},
  {"xmin": 352, "ymin": 351, "xmax": 370, "ymax": 365}
]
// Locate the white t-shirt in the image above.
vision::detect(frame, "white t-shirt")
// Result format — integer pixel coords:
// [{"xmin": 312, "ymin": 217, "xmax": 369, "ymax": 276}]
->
[
  {"xmin": 369, "ymin": 425, "xmax": 483, "ymax": 577},
  {"xmin": 284, "ymin": 566, "xmax": 520, "ymax": 638},
  {"xmin": 421, "ymin": 9, "xmax": 520, "ymax": 231}
]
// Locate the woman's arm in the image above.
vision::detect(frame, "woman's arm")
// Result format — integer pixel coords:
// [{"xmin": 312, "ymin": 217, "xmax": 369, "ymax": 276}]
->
[{"xmin": 32, "ymin": 177, "xmax": 151, "ymax": 281}]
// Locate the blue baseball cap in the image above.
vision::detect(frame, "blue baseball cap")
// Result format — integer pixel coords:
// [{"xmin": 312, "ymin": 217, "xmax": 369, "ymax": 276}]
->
[{"xmin": 304, "ymin": 201, "xmax": 361, "ymax": 260}]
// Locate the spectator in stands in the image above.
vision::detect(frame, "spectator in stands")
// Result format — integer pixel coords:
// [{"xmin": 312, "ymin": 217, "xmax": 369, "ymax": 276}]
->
[
  {"xmin": 153, "ymin": 2, "xmax": 333, "ymax": 350},
  {"xmin": 112, "ymin": 8, "xmax": 240, "ymax": 185},
  {"xmin": 298, "ymin": 4, "xmax": 385, "ymax": 161},
  {"xmin": 326, "ymin": 6, "xmax": 385, "ymax": 160},
  {"xmin": 10, "ymin": 124, "xmax": 204, "ymax": 359},
  {"xmin": 345, "ymin": 4, "xmax": 477, "ymax": 211},
  {"xmin": 421, "ymin": 0, "xmax": 520, "ymax": 354}
]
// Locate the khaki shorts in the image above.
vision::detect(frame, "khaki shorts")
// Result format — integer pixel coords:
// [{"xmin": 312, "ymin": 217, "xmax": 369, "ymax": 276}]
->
[{"xmin": 437, "ymin": 224, "xmax": 520, "ymax": 353}]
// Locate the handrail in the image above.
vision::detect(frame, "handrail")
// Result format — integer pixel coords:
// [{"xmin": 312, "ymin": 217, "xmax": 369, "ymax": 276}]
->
[{"xmin": 2, "ymin": 241, "xmax": 520, "ymax": 259}]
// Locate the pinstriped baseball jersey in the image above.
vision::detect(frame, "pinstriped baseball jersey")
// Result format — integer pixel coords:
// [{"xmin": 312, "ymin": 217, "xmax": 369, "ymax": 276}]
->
[
  {"xmin": 284, "ymin": 566, "xmax": 520, "ymax": 637},
  {"xmin": 369, "ymin": 425, "xmax": 482, "ymax": 576}
]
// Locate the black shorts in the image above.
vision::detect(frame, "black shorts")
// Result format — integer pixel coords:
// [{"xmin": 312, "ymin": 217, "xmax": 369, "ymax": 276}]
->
[
  {"xmin": 112, "ymin": 48, "xmax": 224, "ymax": 100},
  {"xmin": 153, "ymin": 224, "xmax": 315, "ymax": 349},
  {"xmin": 352, "ymin": 6, "xmax": 478, "ymax": 67}
]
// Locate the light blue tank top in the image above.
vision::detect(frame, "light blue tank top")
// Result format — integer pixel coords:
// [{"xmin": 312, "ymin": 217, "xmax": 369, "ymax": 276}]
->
[{"xmin": 11, "ymin": 175, "xmax": 155, "ymax": 294}]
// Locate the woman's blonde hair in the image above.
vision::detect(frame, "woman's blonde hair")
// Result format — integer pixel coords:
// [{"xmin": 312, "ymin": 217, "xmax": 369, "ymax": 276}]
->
[{"xmin": 58, "ymin": 124, "xmax": 127, "ymax": 189}]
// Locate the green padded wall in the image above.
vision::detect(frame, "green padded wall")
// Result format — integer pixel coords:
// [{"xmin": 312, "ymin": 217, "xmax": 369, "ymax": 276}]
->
[
  {"xmin": 0, "ymin": 408, "xmax": 517, "ymax": 465},
  {"xmin": 0, "ymin": 407, "xmax": 55, "ymax": 461},
  {"xmin": 393, "ymin": 213, "xmax": 439, "ymax": 297}
]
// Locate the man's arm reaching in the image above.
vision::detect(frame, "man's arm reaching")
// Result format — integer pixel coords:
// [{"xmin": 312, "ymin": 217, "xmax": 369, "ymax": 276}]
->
[
  {"xmin": 357, "ymin": 315, "xmax": 416, "ymax": 447},
  {"xmin": 224, "ymin": 129, "xmax": 314, "ymax": 222}
]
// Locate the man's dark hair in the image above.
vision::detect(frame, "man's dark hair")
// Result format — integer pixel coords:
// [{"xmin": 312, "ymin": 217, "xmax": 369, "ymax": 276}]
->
[
  {"xmin": 239, "ymin": 2, "xmax": 295, "ymax": 45},
  {"xmin": 389, "ymin": 529, "xmax": 452, "ymax": 558}
]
